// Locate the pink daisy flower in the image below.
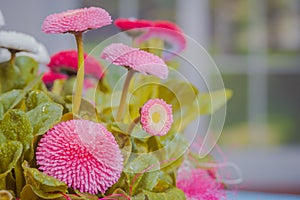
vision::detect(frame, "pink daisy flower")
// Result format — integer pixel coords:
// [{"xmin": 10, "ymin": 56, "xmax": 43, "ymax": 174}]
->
[
  {"xmin": 36, "ymin": 119, "xmax": 124, "ymax": 194},
  {"xmin": 101, "ymin": 43, "xmax": 168, "ymax": 79},
  {"xmin": 42, "ymin": 7, "xmax": 112, "ymax": 34},
  {"xmin": 135, "ymin": 26, "xmax": 186, "ymax": 61},
  {"xmin": 48, "ymin": 50, "xmax": 104, "ymax": 79},
  {"xmin": 42, "ymin": 71, "xmax": 68, "ymax": 84},
  {"xmin": 114, "ymin": 18, "xmax": 153, "ymax": 31},
  {"xmin": 154, "ymin": 20, "xmax": 183, "ymax": 32},
  {"xmin": 140, "ymin": 99, "xmax": 173, "ymax": 136},
  {"xmin": 177, "ymin": 167, "xmax": 226, "ymax": 200}
]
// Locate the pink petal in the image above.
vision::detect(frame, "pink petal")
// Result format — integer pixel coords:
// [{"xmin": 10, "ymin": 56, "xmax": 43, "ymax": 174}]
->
[
  {"xmin": 135, "ymin": 27, "xmax": 186, "ymax": 61},
  {"xmin": 101, "ymin": 43, "xmax": 168, "ymax": 79},
  {"xmin": 36, "ymin": 120, "xmax": 124, "ymax": 194},
  {"xmin": 140, "ymin": 98, "xmax": 173, "ymax": 136},
  {"xmin": 42, "ymin": 7, "xmax": 112, "ymax": 34}
]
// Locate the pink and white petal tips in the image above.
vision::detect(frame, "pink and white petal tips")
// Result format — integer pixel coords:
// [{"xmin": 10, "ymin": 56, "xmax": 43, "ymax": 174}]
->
[
  {"xmin": 42, "ymin": 7, "xmax": 112, "ymax": 34},
  {"xmin": 36, "ymin": 120, "xmax": 124, "ymax": 194},
  {"xmin": 140, "ymin": 99, "xmax": 173, "ymax": 136},
  {"xmin": 101, "ymin": 43, "xmax": 168, "ymax": 79},
  {"xmin": 135, "ymin": 27, "xmax": 186, "ymax": 61},
  {"xmin": 177, "ymin": 167, "xmax": 226, "ymax": 200},
  {"xmin": 48, "ymin": 50, "xmax": 104, "ymax": 79}
]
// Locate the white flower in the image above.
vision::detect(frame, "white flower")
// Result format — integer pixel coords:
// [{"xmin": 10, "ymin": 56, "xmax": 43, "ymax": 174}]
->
[
  {"xmin": 18, "ymin": 43, "xmax": 50, "ymax": 64},
  {"xmin": 0, "ymin": 48, "xmax": 10, "ymax": 63},
  {"xmin": 0, "ymin": 10, "xmax": 5, "ymax": 28},
  {"xmin": 0, "ymin": 31, "xmax": 38, "ymax": 53}
]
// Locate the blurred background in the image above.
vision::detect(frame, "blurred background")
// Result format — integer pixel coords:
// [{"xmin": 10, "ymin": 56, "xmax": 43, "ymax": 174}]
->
[{"xmin": 1, "ymin": 0, "xmax": 300, "ymax": 195}]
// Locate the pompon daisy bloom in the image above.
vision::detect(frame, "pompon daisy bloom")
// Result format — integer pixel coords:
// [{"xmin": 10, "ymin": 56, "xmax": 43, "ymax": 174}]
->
[
  {"xmin": 0, "ymin": 31, "xmax": 38, "ymax": 53},
  {"xmin": 114, "ymin": 18, "xmax": 153, "ymax": 31},
  {"xmin": 140, "ymin": 99, "xmax": 173, "ymax": 136},
  {"xmin": 177, "ymin": 167, "xmax": 225, "ymax": 200},
  {"xmin": 101, "ymin": 43, "xmax": 168, "ymax": 79},
  {"xmin": 18, "ymin": 42, "xmax": 50, "ymax": 64},
  {"xmin": 42, "ymin": 7, "xmax": 112, "ymax": 115},
  {"xmin": 48, "ymin": 50, "xmax": 104, "ymax": 79},
  {"xmin": 36, "ymin": 119, "xmax": 124, "ymax": 194},
  {"xmin": 42, "ymin": 7, "xmax": 112, "ymax": 34},
  {"xmin": 42, "ymin": 71, "xmax": 68, "ymax": 85},
  {"xmin": 135, "ymin": 26, "xmax": 186, "ymax": 61},
  {"xmin": 0, "ymin": 10, "xmax": 5, "ymax": 28},
  {"xmin": 114, "ymin": 18, "xmax": 153, "ymax": 37}
]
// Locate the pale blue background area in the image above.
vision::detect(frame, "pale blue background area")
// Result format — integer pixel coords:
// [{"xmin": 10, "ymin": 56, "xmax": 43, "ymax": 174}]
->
[{"xmin": 227, "ymin": 191, "xmax": 300, "ymax": 200}]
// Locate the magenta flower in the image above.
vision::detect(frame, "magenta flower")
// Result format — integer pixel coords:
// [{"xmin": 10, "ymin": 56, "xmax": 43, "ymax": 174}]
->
[
  {"xmin": 114, "ymin": 18, "xmax": 153, "ymax": 31},
  {"xmin": 101, "ymin": 43, "xmax": 168, "ymax": 79},
  {"xmin": 177, "ymin": 167, "xmax": 225, "ymax": 200},
  {"xmin": 140, "ymin": 99, "xmax": 173, "ymax": 136},
  {"xmin": 48, "ymin": 50, "xmax": 104, "ymax": 79},
  {"xmin": 36, "ymin": 120, "xmax": 124, "ymax": 194},
  {"xmin": 135, "ymin": 27, "xmax": 186, "ymax": 61},
  {"xmin": 42, "ymin": 7, "xmax": 112, "ymax": 34},
  {"xmin": 42, "ymin": 71, "xmax": 67, "ymax": 84}
]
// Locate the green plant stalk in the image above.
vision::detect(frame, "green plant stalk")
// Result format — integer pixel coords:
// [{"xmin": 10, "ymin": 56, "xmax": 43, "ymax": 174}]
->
[
  {"xmin": 9, "ymin": 50, "xmax": 16, "ymax": 67},
  {"xmin": 116, "ymin": 69, "xmax": 135, "ymax": 121},
  {"xmin": 73, "ymin": 32, "xmax": 85, "ymax": 115},
  {"xmin": 128, "ymin": 116, "xmax": 141, "ymax": 134},
  {"xmin": 0, "ymin": 177, "xmax": 6, "ymax": 189},
  {"xmin": 15, "ymin": 159, "xmax": 24, "ymax": 197}
]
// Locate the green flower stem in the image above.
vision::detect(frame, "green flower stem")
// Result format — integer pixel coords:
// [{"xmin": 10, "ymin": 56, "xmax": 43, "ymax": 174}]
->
[
  {"xmin": 116, "ymin": 69, "xmax": 135, "ymax": 122},
  {"xmin": 15, "ymin": 159, "xmax": 24, "ymax": 197},
  {"xmin": 0, "ymin": 177, "xmax": 6, "ymax": 189},
  {"xmin": 9, "ymin": 50, "xmax": 16, "ymax": 67},
  {"xmin": 128, "ymin": 116, "xmax": 141, "ymax": 134},
  {"xmin": 73, "ymin": 32, "xmax": 85, "ymax": 115}
]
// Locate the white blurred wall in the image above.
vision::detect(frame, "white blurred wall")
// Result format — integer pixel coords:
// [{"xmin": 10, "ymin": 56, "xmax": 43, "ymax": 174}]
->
[{"xmin": 0, "ymin": 0, "xmax": 80, "ymax": 54}]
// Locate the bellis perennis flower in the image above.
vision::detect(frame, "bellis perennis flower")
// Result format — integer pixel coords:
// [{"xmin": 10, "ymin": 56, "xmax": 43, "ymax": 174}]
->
[
  {"xmin": 42, "ymin": 7, "xmax": 112, "ymax": 34},
  {"xmin": 101, "ymin": 43, "xmax": 168, "ymax": 79},
  {"xmin": 48, "ymin": 50, "xmax": 104, "ymax": 79},
  {"xmin": 42, "ymin": 71, "xmax": 68, "ymax": 85},
  {"xmin": 114, "ymin": 18, "xmax": 153, "ymax": 31},
  {"xmin": 177, "ymin": 167, "xmax": 225, "ymax": 200},
  {"xmin": 140, "ymin": 98, "xmax": 173, "ymax": 136},
  {"xmin": 0, "ymin": 31, "xmax": 38, "ymax": 53},
  {"xmin": 36, "ymin": 119, "xmax": 124, "ymax": 194},
  {"xmin": 136, "ymin": 21, "xmax": 186, "ymax": 61}
]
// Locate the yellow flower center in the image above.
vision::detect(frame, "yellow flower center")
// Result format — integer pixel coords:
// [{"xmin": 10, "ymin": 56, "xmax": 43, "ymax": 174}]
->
[{"xmin": 151, "ymin": 112, "xmax": 161, "ymax": 123}]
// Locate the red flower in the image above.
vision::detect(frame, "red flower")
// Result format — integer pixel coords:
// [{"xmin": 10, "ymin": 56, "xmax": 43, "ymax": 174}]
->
[
  {"xmin": 114, "ymin": 18, "xmax": 153, "ymax": 31},
  {"xmin": 48, "ymin": 50, "xmax": 104, "ymax": 79},
  {"xmin": 42, "ymin": 71, "xmax": 67, "ymax": 84}
]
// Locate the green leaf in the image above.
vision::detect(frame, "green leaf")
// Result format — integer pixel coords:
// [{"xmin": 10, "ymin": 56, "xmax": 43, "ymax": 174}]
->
[
  {"xmin": 22, "ymin": 161, "xmax": 67, "ymax": 198},
  {"xmin": 0, "ymin": 141, "xmax": 23, "ymax": 188},
  {"xmin": 111, "ymin": 130, "xmax": 132, "ymax": 165},
  {"xmin": 124, "ymin": 154, "xmax": 160, "ymax": 195},
  {"xmin": 26, "ymin": 91, "xmax": 63, "ymax": 136},
  {"xmin": 0, "ymin": 74, "xmax": 43, "ymax": 120},
  {"xmin": 0, "ymin": 56, "xmax": 38, "ymax": 93},
  {"xmin": 198, "ymin": 89, "xmax": 233, "ymax": 115},
  {"xmin": 0, "ymin": 90, "xmax": 23, "ymax": 119},
  {"xmin": 0, "ymin": 110, "xmax": 33, "ymax": 153},
  {"xmin": 142, "ymin": 187, "xmax": 186, "ymax": 200}
]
